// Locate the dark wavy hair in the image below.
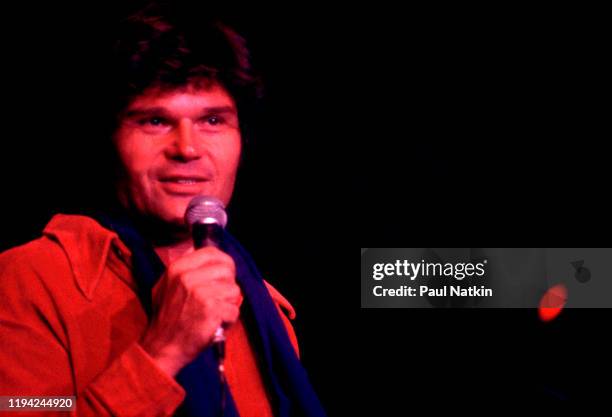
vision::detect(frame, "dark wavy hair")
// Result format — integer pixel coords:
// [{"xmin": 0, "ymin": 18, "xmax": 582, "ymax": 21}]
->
[{"xmin": 106, "ymin": 1, "xmax": 263, "ymax": 140}]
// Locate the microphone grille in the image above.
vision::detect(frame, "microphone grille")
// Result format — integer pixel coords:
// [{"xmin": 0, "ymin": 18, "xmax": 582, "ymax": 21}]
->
[{"xmin": 185, "ymin": 195, "xmax": 228, "ymax": 228}]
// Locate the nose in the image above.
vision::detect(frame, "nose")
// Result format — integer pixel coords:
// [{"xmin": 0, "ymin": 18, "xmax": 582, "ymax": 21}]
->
[{"xmin": 166, "ymin": 119, "xmax": 202, "ymax": 161}]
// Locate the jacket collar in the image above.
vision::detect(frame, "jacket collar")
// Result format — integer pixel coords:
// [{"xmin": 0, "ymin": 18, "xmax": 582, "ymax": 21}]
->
[
  {"xmin": 43, "ymin": 214, "xmax": 134, "ymax": 299},
  {"xmin": 42, "ymin": 214, "xmax": 296, "ymax": 317}
]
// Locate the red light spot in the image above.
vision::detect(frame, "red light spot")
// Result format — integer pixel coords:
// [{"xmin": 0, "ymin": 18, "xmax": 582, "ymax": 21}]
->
[{"xmin": 538, "ymin": 284, "xmax": 567, "ymax": 322}]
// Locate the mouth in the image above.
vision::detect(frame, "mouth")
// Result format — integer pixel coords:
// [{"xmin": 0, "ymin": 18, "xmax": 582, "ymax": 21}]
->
[
  {"xmin": 162, "ymin": 178, "xmax": 202, "ymax": 184},
  {"xmin": 159, "ymin": 175, "xmax": 208, "ymax": 183},
  {"xmin": 158, "ymin": 176, "xmax": 209, "ymax": 195}
]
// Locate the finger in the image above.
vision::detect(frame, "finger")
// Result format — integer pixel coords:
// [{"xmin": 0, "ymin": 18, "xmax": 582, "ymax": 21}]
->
[
  {"xmin": 182, "ymin": 265, "xmax": 236, "ymax": 286},
  {"xmin": 169, "ymin": 247, "xmax": 235, "ymax": 277},
  {"xmin": 218, "ymin": 304, "xmax": 240, "ymax": 325}
]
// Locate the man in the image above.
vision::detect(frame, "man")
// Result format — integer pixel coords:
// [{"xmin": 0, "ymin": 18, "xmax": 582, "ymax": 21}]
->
[{"xmin": 0, "ymin": 3, "xmax": 326, "ymax": 416}]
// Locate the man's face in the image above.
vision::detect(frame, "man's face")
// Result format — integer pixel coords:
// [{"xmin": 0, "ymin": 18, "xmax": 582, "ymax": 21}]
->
[{"xmin": 114, "ymin": 82, "xmax": 241, "ymax": 228}]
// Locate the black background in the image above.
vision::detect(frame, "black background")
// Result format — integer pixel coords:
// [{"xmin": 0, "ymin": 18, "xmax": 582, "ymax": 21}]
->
[
  {"xmin": 356, "ymin": 3, "xmax": 611, "ymax": 407},
  {"xmin": 1, "ymin": 1, "xmax": 610, "ymax": 412}
]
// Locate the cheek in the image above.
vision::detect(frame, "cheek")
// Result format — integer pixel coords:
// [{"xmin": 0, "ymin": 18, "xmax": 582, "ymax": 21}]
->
[
  {"xmin": 223, "ymin": 136, "xmax": 242, "ymax": 175},
  {"xmin": 116, "ymin": 137, "xmax": 153, "ymax": 179},
  {"xmin": 114, "ymin": 135, "xmax": 159, "ymax": 206},
  {"xmin": 214, "ymin": 136, "xmax": 241, "ymax": 201}
]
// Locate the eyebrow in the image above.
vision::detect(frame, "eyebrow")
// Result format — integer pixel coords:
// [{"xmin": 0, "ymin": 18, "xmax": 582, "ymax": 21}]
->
[{"xmin": 123, "ymin": 106, "xmax": 237, "ymax": 119}]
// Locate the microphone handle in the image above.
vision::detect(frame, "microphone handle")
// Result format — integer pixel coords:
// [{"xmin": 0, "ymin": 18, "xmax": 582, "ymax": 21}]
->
[
  {"xmin": 192, "ymin": 223, "xmax": 226, "ymax": 360},
  {"xmin": 192, "ymin": 222, "xmax": 224, "ymax": 249}
]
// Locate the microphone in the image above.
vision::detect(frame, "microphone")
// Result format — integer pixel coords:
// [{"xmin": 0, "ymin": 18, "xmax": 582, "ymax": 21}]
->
[
  {"xmin": 185, "ymin": 195, "xmax": 228, "ymax": 250},
  {"xmin": 185, "ymin": 196, "xmax": 229, "ymax": 378}
]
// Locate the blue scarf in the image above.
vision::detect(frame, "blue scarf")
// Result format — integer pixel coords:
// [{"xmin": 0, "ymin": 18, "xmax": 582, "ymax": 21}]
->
[{"xmin": 93, "ymin": 211, "xmax": 327, "ymax": 417}]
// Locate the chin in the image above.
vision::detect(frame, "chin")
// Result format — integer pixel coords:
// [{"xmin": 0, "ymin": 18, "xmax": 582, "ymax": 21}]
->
[
  {"xmin": 164, "ymin": 198, "xmax": 191, "ymax": 218},
  {"xmin": 163, "ymin": 210, "xmax": 188, "ymax": 226}
]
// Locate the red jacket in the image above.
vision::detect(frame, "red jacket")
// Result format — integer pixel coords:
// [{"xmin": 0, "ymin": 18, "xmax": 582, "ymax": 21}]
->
[{"xmin": 0, "ymin": 214, "xmax": 299, "ymax": 417}]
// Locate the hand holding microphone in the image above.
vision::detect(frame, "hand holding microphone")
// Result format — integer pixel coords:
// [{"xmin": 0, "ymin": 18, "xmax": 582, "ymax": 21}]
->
[
  {"xmin": 140, "ymin": 196, "xmax": 241, "ymax": 378},
  {"xmin": 185, "ymin": 196, "xmax": 231, "ymax": 368}
]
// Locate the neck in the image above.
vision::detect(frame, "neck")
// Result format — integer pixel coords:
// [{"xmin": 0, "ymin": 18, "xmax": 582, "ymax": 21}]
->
[
  {"xmin": 154, "ymin": 238, "xmax": 193, "ymax": 266},
  {"xmin": 112, "ymin": 204, "xmax": 194, "ymax": 266}
]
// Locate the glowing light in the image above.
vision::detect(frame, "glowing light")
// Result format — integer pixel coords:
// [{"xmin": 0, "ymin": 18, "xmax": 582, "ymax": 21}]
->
[{"xmin": 538, "ymin": 284, "xmax": 568, "ymax": 322}]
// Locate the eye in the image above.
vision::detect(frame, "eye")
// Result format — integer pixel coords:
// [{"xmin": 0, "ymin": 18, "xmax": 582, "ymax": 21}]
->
[
  {"xmin": 205, "ymin": 115, "xmax": 224, "ymax": 126},
  {"xmin": 139, "ymin": 117, "xmax": 169, "ymax": 127},
  {"xmin": 136, "ymin": 116, "xmax": 172, "ymax": 134}
]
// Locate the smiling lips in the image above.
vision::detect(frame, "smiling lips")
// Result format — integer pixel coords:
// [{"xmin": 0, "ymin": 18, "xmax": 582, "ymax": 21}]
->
[{"xmin": 158, "ymin": 175, "xmax": 209, "ymax": 194}]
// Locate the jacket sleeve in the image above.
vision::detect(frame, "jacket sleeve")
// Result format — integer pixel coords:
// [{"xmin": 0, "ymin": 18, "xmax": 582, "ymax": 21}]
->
[{"xmin": 0, "ymin": 248, "xmax": 185, "ymax": 417}]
